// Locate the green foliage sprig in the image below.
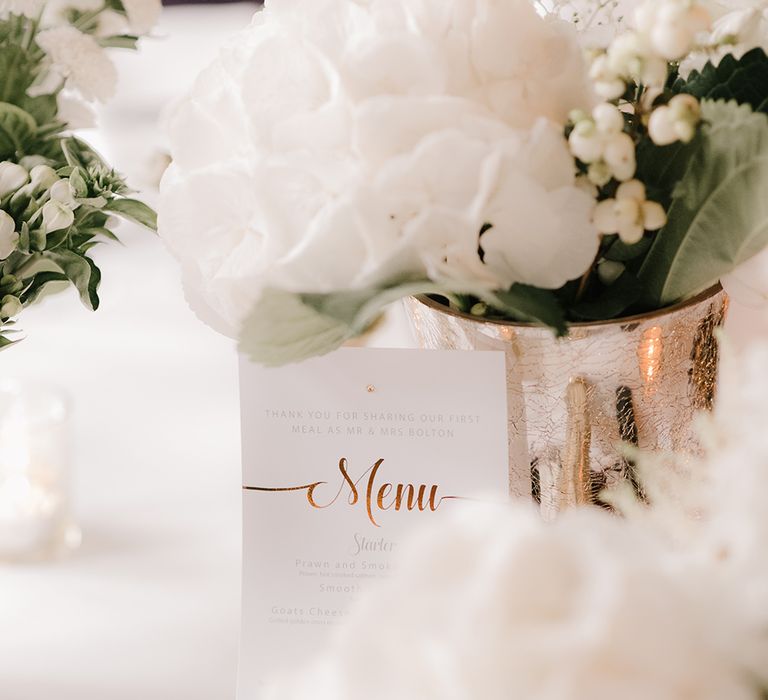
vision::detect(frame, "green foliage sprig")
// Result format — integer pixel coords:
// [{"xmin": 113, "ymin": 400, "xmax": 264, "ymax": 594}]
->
[{"xmin": 0, "ymin": 5, "xmax": 157, "ymax": 348}]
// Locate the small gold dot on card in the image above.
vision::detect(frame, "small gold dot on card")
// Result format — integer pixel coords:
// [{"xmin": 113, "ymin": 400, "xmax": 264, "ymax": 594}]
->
[{"xmin": 366, "ymin": 385, "xmax": 376, "ymax": 393}]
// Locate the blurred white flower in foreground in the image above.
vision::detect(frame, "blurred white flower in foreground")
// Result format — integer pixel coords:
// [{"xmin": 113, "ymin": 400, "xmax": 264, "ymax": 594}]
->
[
  {"xmin": 264, "ymin": 502, "xmax": 758, "ymax": 700},
  {"xmin": 160, "ymin": 0, "xmax": 599, "ymax": 337},
  {"xmin": 264, "ymin": 340, "xmax": 768, "ymax": 699}
]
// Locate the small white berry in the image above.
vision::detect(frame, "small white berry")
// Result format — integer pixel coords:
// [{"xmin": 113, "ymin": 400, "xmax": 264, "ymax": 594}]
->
[
  {"xmin": 617, "ymin": 179, "xmax": 646, "ymax": 202},
  {"xmin": 593, "ymin": 103, "xmax": 625, "ymax": 134},
  {"xmin": 604, "ymin": 132, "xmax": 636, "ymax": 181},
  {"xmin": 641, "ymin": 200, "xmax": 667, "ymax": 230},
  {"xmin": 648, "ymin": 106, "xmax": 678, "ymax": 145},
  {"xmin": 618, "ymin": 220, "xmax": 645, "ymax": 244},
  {"xmin": 594, "ymin": 199, "xmax": 621, "ymax": 233},
  {"xmin": 598, "ymin": 260, "xmax": 626, "ymax": 285},
  {"xmin": 588, "ymin": 161, "xmax": 613, "ymax": 186},
  {"xmin": 569, "ymin": 131, "xmax": 604, "ymax": 164}
]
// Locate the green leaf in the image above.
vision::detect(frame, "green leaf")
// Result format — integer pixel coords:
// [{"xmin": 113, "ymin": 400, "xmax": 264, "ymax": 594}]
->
[
  {"xmin": 0, "ymin": 333, "xmax": 18, "ymax": 350},
  {"xmin": 603, "ymin": 236, "xmax": 653, "ymax": 262},
  {"xmin": 79, "ymin": 226, "xmax": 122, "ymax": 244},
  {"xmin": 571, "ymin": 271, "xmax": 644, "ymax": 320},
  {"xmin": 0, "ymin": 101, "xmax": 36, "ymax": 160},
  {"xmin": 239, "ymin": 289, "xmax": 355, "ymax": 367},
  {"xmin": 489, "ymin": 284, "xmax": 567, "ymax": 335},
  {"xmin": 635, "ymin": 136, "xmax": 700, "ymax": 207},
  {"xmin": 20, "ymin": 271, "xmax": 68, "ymax": 305},
  {"xmin": 43, "ymin": 250, "xmax": 101, "ymax": 310},
  {"xmin": 105, "ymin": 198, "xmax": 157, "ymax": 231},
  {"xmin": 674, "ymin": 48, "xmax": 768, "ymax": 114},
  {"xmin": 638, "ymin": 100, "xmax": 768, "ymax": 306},
  {"xmin": 98, "ymin": 35, "xmax": 139, "ymax": 50},
  {"xmin": 0, "ymin": 42, "xmax": 37, "ymax": 106},
  {"xmin": 302, "ymin": 281, "xmax": 454, "ymax": 333},
  {"xmin": 60, "ymin": 137, "xmax": 111, "ymax": 171},
  {"xmin": 241, "ymin": 280, "xmax": 453, "ymax": 366}
]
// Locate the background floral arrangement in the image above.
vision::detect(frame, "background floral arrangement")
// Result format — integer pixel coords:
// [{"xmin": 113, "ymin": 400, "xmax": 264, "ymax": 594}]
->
[
  {"xmin": 160, "ymin": 0, "xmax": 768, "ymax": 366},
  {"xmin": 0, "ymin": 0, "xmax": 158, "ymax": 347},
  {"xmin": 260, "ymin": 340, "xmax": 768, "ymax": 700}
]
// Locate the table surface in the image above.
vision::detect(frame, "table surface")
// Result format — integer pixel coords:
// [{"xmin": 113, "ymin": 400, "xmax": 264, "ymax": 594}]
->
[{"xmin": 1, "ymin": 6, "xmax": 767, "ymax": 700}]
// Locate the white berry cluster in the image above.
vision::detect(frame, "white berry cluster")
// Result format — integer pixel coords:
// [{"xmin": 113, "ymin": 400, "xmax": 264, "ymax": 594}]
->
[
  {"xmin": 590, "ymin": 0, "xmax": 712, "ymax": 100},
  {"xmin": 593, "ymin": 180, "xmax": 667, "ymax": 244},
  {"xmin": 568, "ymin": 103, "xmax": 636, "ymax": 185},
  {"xmin": 647, "ymin": 93, "xmax": 702, "ymax": 145}
]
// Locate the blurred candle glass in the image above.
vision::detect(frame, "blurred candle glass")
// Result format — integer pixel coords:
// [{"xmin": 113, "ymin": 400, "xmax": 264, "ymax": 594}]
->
[{"xmin": 0, "ymin": 381, "xmax": 80, "ymax": 562}]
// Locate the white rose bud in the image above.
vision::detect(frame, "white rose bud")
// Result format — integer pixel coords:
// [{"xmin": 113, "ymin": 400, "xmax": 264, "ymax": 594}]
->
[
  {"xmin": 30, "ymin": 165, "xmax": 60, "ymax": 192},
  {"xmin": 42, "ymin": 200, "xmax": 75, "ymax": 232},
  {"xmin": 0, "ymin": 294, "xmax": 22, "ymax": 319},
  {"xmin": 0, "ymin": 210, "xmax": 19, "ymax": 259},
  {"xmin": 0, "ymin": 162, "xmax": 29, "ymax": 198}
]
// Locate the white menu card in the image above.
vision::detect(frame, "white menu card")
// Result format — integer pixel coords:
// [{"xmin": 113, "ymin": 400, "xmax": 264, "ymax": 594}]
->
[{"xmin": 237, "ymin": 347, "xmax": 509, "ymax": 697}]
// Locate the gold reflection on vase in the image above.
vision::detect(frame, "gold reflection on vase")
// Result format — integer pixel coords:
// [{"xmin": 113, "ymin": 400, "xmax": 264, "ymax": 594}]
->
[
  {"xmin": 638, "ymin": 325, "xmax": 663, "ymax": 396},
  {"xmin": 405, "ymin": 286, "xmax": 728, "ymax": 516}
]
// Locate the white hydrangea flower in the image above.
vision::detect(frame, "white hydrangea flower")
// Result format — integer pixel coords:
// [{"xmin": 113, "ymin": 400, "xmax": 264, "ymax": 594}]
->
[
  {"xmin": 160, "ymin": 0, "xmax": 600, "ymax": 337},
  {"xmin": 36, "ymin": 26, "xmax": 118, "ymax": 102}
]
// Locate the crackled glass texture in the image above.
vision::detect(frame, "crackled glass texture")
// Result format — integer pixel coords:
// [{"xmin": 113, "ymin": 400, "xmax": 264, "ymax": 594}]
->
[{"xmin": 406, "ymin": 287, "xmax": 728, "ymax": 518}]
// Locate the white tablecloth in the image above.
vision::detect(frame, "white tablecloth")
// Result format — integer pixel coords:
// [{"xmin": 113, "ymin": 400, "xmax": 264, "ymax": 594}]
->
[
  {"xmin": 1, "ymin": 7, "xmax": 250, "ymax": 700},
  {"xmin": 1, "ymin": 5, "xmax": 766, "ymax": 699}
]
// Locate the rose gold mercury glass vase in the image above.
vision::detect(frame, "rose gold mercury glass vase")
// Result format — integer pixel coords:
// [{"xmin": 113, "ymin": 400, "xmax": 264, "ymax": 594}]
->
[{"xmin": 405, "ymin": 286, "xmax": 728, "ymax": 518}]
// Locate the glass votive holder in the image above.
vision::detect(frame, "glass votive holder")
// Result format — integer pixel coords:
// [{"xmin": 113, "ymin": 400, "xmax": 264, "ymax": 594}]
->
[{"xmin": 0, "ymin": 380, "xmax": 80, "ymax": 563}]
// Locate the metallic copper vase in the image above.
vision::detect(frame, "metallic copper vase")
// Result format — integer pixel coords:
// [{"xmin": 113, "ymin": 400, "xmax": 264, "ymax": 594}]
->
[{"xmin": 405, "ymin": 286, "xmax": 728, "ymax": 518}]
